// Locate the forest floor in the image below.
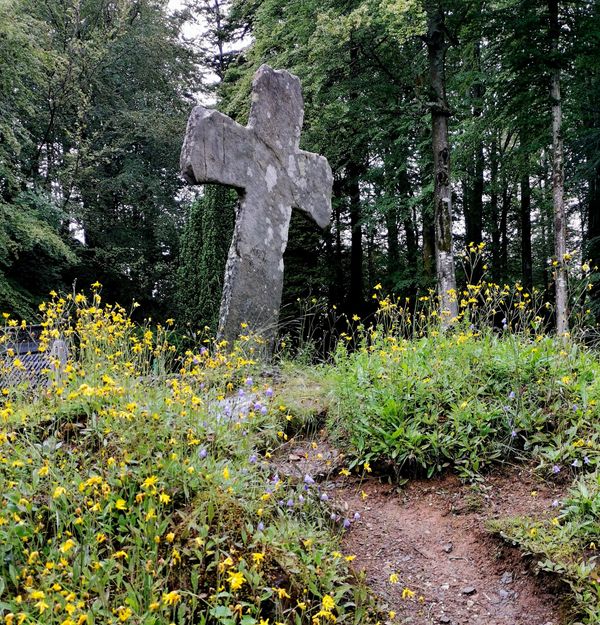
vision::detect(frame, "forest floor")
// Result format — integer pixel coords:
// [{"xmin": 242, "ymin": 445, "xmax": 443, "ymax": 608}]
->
[{"xmin": 275, "ymin": 434, "xmax": 570, "ymax": 625}]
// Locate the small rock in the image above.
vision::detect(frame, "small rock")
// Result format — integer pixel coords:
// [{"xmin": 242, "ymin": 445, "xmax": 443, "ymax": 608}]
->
[
  {"xmin": 461, "ymin": 586, "xmax": 477, "ymax": 596},
  {"xmin": 440, "ymin": 583, "xmax": 450, "ymax": 590},
  {"xmin": 439, "ymin": 616, "xmax": 452, "ymax": 624},
  {"xmin": 498, "ymin": 589, "xmax": 511, "ymax": 600},
  {"xmin": 466, "ymin": 600, "xmax": 474, "ymax": 608},
  {"xmin": 443, "ymin": 542, "xmax": 454, "ymax": 554},
  {"xmin": 500, "ymin": 571, "xmax": 513, "ymax": 585}
]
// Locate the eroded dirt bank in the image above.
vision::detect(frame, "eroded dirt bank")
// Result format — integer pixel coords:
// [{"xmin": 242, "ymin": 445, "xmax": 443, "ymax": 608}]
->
[{"xmin": 276, "ymin": 437, "xmax": 569, "ymax": 625}]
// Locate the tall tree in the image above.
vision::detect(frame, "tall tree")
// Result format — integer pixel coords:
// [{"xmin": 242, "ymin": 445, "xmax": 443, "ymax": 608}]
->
[
  {"xmin": 424, "ymin": 1, "xmax": 458, "ymax": 322},
  {"xmin": 549, "ymin": 0, "xmax": 568, "ymax": 335}
]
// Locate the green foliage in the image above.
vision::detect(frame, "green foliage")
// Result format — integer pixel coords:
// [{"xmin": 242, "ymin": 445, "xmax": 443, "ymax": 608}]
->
[
  {"xmin": 325, "ymin": 307, "xmax": 600, "ymax": 479},
  {"xmin": 492, "ymin": 471, "xmax": 600, "ymax": 624},
  {"xmin": 0, "ymin": 192, "xmax": 76, "ymax": 318},
  {"xmin": 176, "ymin": 186, "xmax": 237, "ymax": 332}
]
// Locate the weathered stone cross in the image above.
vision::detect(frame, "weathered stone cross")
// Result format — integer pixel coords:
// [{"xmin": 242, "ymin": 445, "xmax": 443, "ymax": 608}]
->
[{"xmin": 180, "ymin": 64, "xmax": 333, "ymax": 350}]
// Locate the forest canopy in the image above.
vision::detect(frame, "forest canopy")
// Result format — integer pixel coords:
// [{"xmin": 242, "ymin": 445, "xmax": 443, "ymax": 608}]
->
[{"xmin": 1, "ymin": 0, "xmax": 599, "ymax": 333}]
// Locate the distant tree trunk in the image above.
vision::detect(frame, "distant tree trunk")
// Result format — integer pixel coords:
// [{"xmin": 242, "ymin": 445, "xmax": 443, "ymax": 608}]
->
[
  {"xmin": 347, "ymin": 160, "xmax": 364, "ymax": 311},
  {"xmin": 385, "ymin": 197, "xmax": 400, "ymax": 282},
  {"xmin": 588, "ymin": 161, "xmax": 600, "ymax": 271},
  {"xmin": 549, "ymin": 0, "xmax": 568, "ymax": 335},
  {"xmin": 467, "ymin": 42, "xmax": 484, "ymax": 254},
  {"xmin": 422, "ymin": 206, "xmax": 435, "ymax": 279},
  {"xmin": 425, "ymin": 2, "xmax": 458, "ymax": 323},
  {"xmin": 489, "ymin": 138, "xmax": 501, "ymax": 281},
  {"xmin": 500, "ymin": 182, "xmax": 510, "ymax": 280},
  {"xmin": 520, "ymin": 167, "xmax": 533, "ymax": 290},
  {"xmin": 330, "ymin": 178, "xmax": 345, "ymax": 305}
]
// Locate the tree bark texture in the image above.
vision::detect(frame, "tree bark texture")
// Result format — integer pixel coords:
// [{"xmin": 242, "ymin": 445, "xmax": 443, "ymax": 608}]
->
[
  {"xmin": 426, "ymin": 2, "xmax": 458, "ymax": 323},
  {"xmin": 489, "ymin": 138, "xmax": 501, "ymax": 282},
  {"xmin": 549, "ymin": 0, "xmax": 568, "ymax": 335},
  {"xmin": 520, "ymin": 168, "xmax": 533, "ymax": 290}
]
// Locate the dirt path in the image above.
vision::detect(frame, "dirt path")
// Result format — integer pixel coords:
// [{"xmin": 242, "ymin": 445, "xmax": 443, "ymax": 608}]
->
[{"xmin": 276, "ymin": 438, "xmax": 569, "ymax": 625}]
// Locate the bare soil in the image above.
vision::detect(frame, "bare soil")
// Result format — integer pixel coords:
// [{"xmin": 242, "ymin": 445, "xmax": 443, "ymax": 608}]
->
[{"xmin": 275, "ymin": 436, "xmax": 571, "ymax": 625}]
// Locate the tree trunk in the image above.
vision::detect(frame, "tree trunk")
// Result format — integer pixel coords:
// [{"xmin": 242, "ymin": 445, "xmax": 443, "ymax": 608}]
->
[
  {"xmin": 489, "ymin": 138, "xmax": 501, "ymax": 282},
  {"xmin": 330, "ymin": 178, "xmax": 345, "ymax": 305},
  {"xmin": 549, "ymin": 0, "xmax": 568, "ymax": 335},
  {"xmin": 520, "ymin": 167, "xmax": 533, "ymax": 290},
  {"xmin": 500, "ymin": 182, "xmax": 510, "ymax": 280},
  {"xmin": 385, "ymin": 198, "xmax": 400, "ymax": 281},
  {"xmin": 425, "ymin": 2, "xmax": 458, "ymax": 323},
  {"xmin": 467, "ymin": 42, "xmax": 484, "ymax": 252},
  {"xmin": 588, "ymin": 160, "xmax": 600, "ymax": 270},
  {"xmin": 347, "ymin": 161, "xmax": 364, "ymax": 311},
  {"xmin": 423, "ymin": 206, "xmax": 436, "ymax": 279}
]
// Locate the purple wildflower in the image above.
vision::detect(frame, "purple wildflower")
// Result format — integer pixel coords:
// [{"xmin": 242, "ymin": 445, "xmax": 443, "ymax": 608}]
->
[
  {"xmin": 304, "ymin": 474, "xmax": 315, "ymax": 485},
  {"xmin": 265, "ymin": 387, "xmax": 273, "ymax": 397},
  {"xmin": 198, "ymin": 448, "xmax": 207, "ymax": 459},
  {"xmin": 552, "ymin": 464, "xmax": 561, "ymax": 474},
  {"xmin": 249, "ymin": 454, "xmax": 257, "ymax": 464},
  {"xmin": 320, "ymin": 493, "xmax": 329, "ymax": 502},
  {"xmin": 245, "ymin": 376, "xmax": 253, "ymax": 386},
  {"xmin": 257, "ymin": 521, "xmax": 264, "ymax": 531},
  {"xmin": 343, "ymin": 518, "xmax": 351, "ymax": 529},
  {"xmin": 287, "ymin": 499, "xmax": 294, "ymax": 507}
]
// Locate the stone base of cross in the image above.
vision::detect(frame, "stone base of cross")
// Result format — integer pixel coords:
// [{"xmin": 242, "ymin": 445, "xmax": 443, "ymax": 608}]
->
[{"xmin": 180, "ymin": 65, "xmax": 333, "ymax": 353}]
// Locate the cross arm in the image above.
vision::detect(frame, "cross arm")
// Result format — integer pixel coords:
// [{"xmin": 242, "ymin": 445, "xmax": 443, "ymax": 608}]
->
[
  {"xmin": 289, "ymin": 150, "xmax": 333, "ymax": 229},
  {"xmin": 180, "ymin": 106, "xmax": 254, "ymax": 190}
]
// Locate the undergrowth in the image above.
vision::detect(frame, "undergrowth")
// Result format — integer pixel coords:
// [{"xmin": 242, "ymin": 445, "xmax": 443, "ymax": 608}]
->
[
  {"xmin": 2, "ymin": 247, "xmax": 599, "ymax": 624},
  {"xmin": 0, "ymin": 289, "xmax": 377, "ymax": 625}
]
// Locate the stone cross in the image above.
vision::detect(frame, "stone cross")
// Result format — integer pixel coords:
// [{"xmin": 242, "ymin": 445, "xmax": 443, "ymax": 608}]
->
[{"xmin": 180, "ymin": 64, "xmax": 333, "ymax": 350}]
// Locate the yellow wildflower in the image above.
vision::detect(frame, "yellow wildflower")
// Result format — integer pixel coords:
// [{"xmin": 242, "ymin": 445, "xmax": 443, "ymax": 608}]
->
[
  {"xmin": 402, "ymin": 587, "xmax": 415, "ymax": 600},
  {"xmin": 227, "ymin": 570, "xmax": 246, "ymax": 592},
  {"xmin": 116, "ymin": 606, "xmax": 132, "ymax": 622},
  {"xmin": 273, "ymin": 587, "xmax": 291, "ymax": 599},
  {"xmin": 59, "ymin": 539, "xmax": 76, "ymax": 554},
  {"xmin": 162, "ymin": 591, "xmax": 180, "ymax": 606},
  {"xmin": 142, "ymin": 475, "xmax": 158, "ymax": 489}
]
